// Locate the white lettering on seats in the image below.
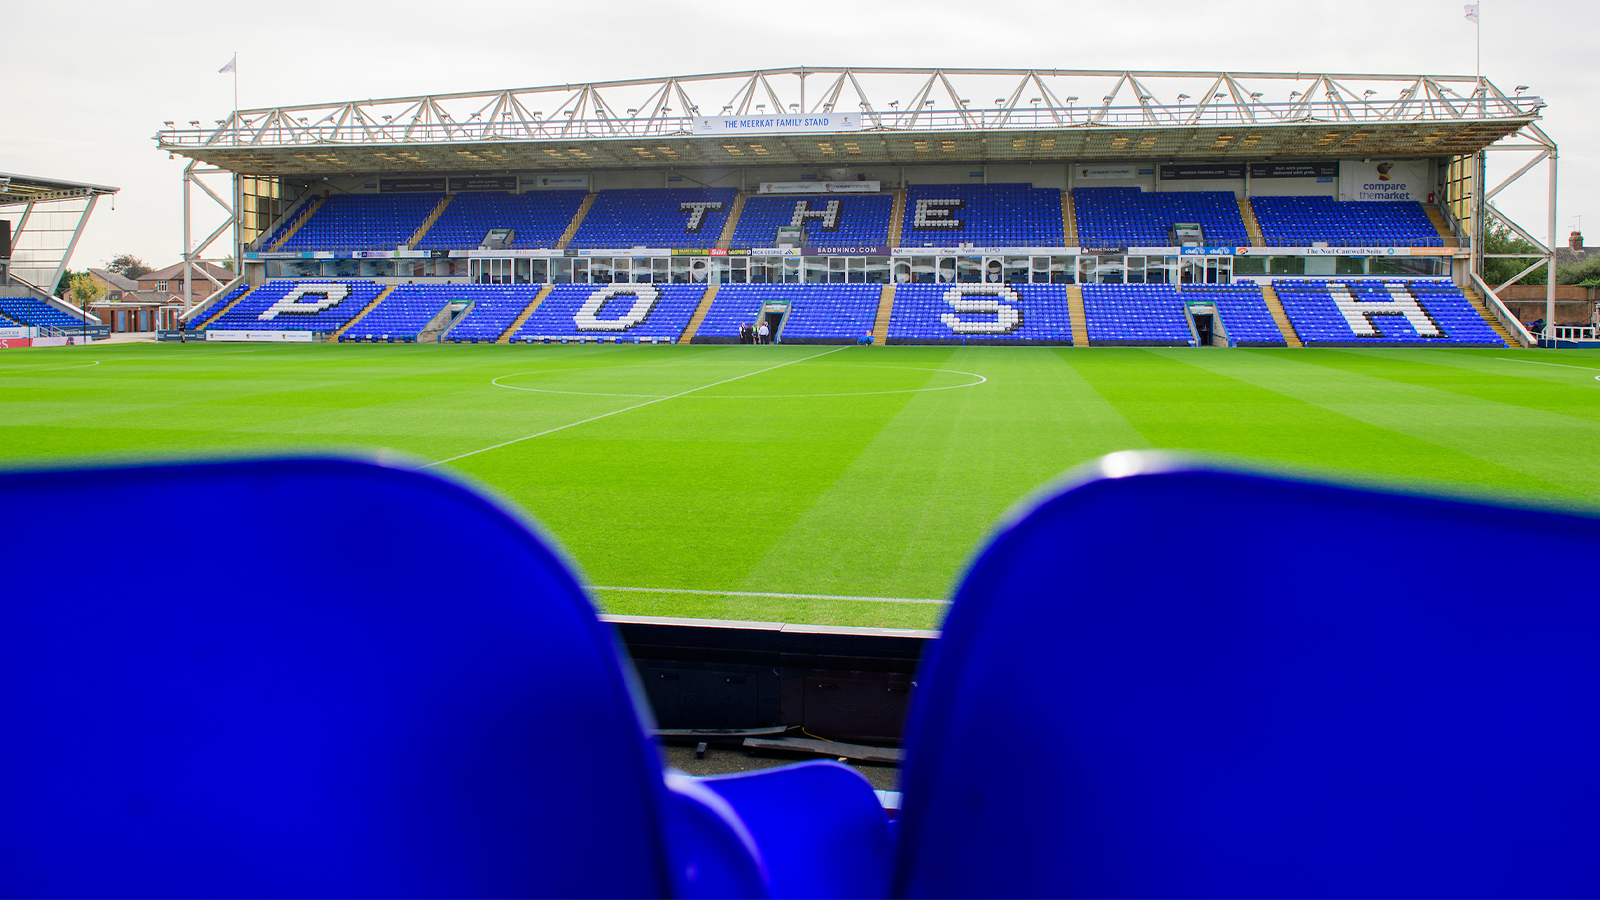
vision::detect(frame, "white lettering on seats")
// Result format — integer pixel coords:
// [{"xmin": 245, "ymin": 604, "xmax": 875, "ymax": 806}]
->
[
  {"xmin": 1329, "ymin": 283, "xmax": 1442, "ymax": 337},
  {"xmin": 791, "ymin": 199, "xmax": 842, "ymax": 230},
  {"xmin": 259, "ymin": 283, "xmax": 350, "ymax": 320},
  {"xmin": 575, "ymin": 285, "xmax": 661, "ymax": 331},
  {"xmin": 913, "ymin": 198, "xmax": 964, "ymax": 229},
  {"xmin": 939, "ymin": 285, "xmax": 1022, "ymax": 334},
  {"xmin": 680, "ymin": 202, "xmax": 725, "ymax": 232}
]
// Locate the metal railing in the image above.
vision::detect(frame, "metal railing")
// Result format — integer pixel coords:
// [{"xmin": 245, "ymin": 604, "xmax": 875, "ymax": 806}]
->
[
  {"xmin": 157, "ymin": 96, "xmax": 1544, "ymax": 151},
  {"xmin": 1468, "ymin": 271, "xmax": 1537, "ymax": 347}
]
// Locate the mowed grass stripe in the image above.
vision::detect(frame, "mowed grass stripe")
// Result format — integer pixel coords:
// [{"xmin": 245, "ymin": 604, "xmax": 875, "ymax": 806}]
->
[
  {"xmin": 5, "ymin": 342, "xmax": 1600, "ymax": 629},
  {"xmin": 1161, "ymin": 348, "xmax": 1600, "ymax": 501}
]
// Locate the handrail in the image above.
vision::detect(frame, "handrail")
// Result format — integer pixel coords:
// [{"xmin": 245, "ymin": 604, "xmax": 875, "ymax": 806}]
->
[
  {"xmin": 181, "ymin": 276, "xmax": 244, "ymax": 324},
  {"xmin": 1469, "ymin": 270, "xmax": 1537, "ymax": 347}
]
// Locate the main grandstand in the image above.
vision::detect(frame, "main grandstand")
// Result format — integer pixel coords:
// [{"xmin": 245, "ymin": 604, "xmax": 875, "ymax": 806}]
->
[{"xmin": 155, "ymin": 67, "xmax": 1560, "ymax": 349}]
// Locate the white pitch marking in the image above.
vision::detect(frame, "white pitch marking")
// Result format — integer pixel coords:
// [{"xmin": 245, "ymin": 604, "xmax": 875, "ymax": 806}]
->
[
  {"xmin": 425, "ymin": 347, "xmax": 847, "ymax": 467},
  {"xmin": 591, "ymin": 585, "xmax": 949, "ymax": 605},
  {"xmin": 0, "ymin": 360, "xmax": 102, "ymax": 373},
  {"xmin": 1495, "ymin": 357, "xmax": 1600, "ymax": 372},
  {"xmin": 492, "ymin": 363, "xmax": 988, "ymax": 399}
]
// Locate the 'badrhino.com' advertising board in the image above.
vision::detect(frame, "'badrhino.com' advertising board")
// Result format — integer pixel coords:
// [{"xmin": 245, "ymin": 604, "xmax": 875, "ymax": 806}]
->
[{"xmin": 1341, "ymin": 159, "xmax": 1430, "ymax": 202}]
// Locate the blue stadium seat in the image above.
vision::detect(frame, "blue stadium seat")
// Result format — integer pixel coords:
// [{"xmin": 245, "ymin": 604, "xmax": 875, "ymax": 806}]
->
[
  {"xmin": 732, "ymin": 194, "xmax": 893, "ymax": 247},
  {"xmin": 0, "ymin": 297, "xmax": 92, "ymax": 330},
  {"xmin": 1082, "ymin": 283, "xmax": 1194, "ymax": 345},
  {"xmin": 571, "ymin": 189, "xmax": 738, "ymax": 249},
  {"xmin": 208, "ymin": 280, "xmax": 386, "ymax": 334},
  {"xmin": 0, "ymin": 456, "xmax": 885, "ymax": 897},
  {"xmin": 1275, "ymin": 279, "xmax": 1503, "ymax": 346},
  {"xmin": 894, "ymin": 452, "xmax": 1600, "ymax": 897},
  {"xmin": 900, "ymin": 184, "xmax": 1063, "ymax": 248},
  {"xmin": 280, "ymin": 193, "xmax": 443, "ymax": 252},
  {"xmin": 888, "ymin": 283, "xmax": 1073, "ymax": 344},
  {"xmin": 418, "ymin": 191, "xmax": 588, "ymax": 251},
  {"xmin": 1252, "ymin": 196, "xmax": 1443, "ymax": 248},
  {"xmin": 1073, "ymin": 186, "xmax": 1249, "ymax": 249}
]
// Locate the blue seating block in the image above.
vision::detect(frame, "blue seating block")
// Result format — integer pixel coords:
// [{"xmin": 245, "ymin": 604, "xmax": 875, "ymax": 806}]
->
[{"xmin": 900, "ymin": 184, "xmax": 1063, "ymax": 248}]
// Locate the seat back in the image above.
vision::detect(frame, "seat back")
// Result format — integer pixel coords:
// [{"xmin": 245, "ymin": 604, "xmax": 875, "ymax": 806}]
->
[
  {"xmin": 895, "ymin": 453, "xmax": 1600, "ymax": 898},
  {"xmin": 0, "ymin": 457, "xmax": 670, "ymax": 898}
]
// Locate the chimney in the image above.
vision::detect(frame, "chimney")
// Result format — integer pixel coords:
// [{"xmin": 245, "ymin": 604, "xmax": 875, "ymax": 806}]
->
[{"xmin": 1571, "ymin": 230, "xmax": 1585, "ymax": 251}]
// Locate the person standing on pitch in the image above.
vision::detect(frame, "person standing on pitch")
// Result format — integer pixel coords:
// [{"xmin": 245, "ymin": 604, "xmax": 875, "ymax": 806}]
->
[{"xmin": 758, "ymin": 320, "xmax": 770, "ymax": 345}]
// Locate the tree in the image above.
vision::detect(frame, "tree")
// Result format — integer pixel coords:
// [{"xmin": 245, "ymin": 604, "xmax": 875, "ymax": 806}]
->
[
  {"xmin": 66, "ymin": 272, "xmax": 104, "ymax": 309},
  {"xmin": 54, "ymin": 269, "xmax": 85, "ymax": 299},
  {"xmin": 107, "ymin": 253, "xmax": 153, "ymax": 280},
  {"xmin": 1480, "ymin": 213, "xmax": 1547, "ymax": 288},
  {"xmin": 1557, "ymin": 253, "xmax": 1600, "ymax": 287}
]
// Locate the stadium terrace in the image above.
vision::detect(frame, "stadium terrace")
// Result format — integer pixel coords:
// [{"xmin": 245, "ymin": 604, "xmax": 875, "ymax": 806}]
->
[{"xmin": 149, "ymin": 67, "xmax": 1573, "ymax": 349}]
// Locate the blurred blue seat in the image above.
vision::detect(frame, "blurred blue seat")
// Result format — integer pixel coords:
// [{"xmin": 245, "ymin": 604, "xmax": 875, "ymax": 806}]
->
[
  {"xmin": 0, "ymin": 456, "xmax": 883, "ymax": 898},
  {"xmin": 895, "ymin": 452, "xmax": 1600, "ymax": 898}
]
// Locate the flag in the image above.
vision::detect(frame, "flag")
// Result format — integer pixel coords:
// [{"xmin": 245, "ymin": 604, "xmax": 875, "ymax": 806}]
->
[
  {"xmin": 1464, "ymin": 3, "xmax": 1479, "ymax": 23},
  {"xmin": 218, "ymin": 54, "xmax": 236, "ymax": 74}
]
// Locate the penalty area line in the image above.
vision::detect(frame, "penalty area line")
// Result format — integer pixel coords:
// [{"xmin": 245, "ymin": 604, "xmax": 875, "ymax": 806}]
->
[
  {"xmin": 1495, "ymin": 357, "xmax": 1600, "ymax": 372},
  {"xmin": 423, "ymin": 346, "xmax": 846, "ymax": 467},
  {"xmin": 590, "ymin": 585, "xmax": 949, "ymax": 605}
]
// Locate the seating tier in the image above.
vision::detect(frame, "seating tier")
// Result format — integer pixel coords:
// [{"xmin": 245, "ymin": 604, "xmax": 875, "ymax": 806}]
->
[
  {"xmin": 887, "ymin": 283, "xmax": 1073, "ymax": 343},
  {"xmin": 208, "ymin": 280, "xmax": 385, "ymax": 333},
  {"xmin": 1251, "ymin": 196, "xmax": 1442, "ymax": 247},
  {"xmin": 899, "ymin": 184, "xmax": 1064, "ymax": 248},
  {"xmin": 1083, "ymin": 283, "xmax": 1194, "ymax": 346},
  {"xmin": 1275, "ymin": 279, "xmax": 1503, "ymax": 346},
  {"xmin": 569, "ymin": 188, "xmax": 738, "ymax": 249},
  {"xmin": 417, "ymin": 191, "xmax": 587, "ymax": 250},
  {"xmin": 731, "ymin": 194, "xmax": 893, "ymax": 248},
  {"xmin": 280, "ymin": 193, "xmax": 443, "ymax": 252},
  {"xmin": 510, "ymin": 283, "xmax": 706, "ymax": 342},
  {"xmin": 1074, "ymin": 186, "xmax": 1249, "ymax": 249}
]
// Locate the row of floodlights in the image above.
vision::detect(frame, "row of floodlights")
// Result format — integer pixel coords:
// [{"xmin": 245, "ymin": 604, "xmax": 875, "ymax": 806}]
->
[{"xmin": 160, "ymin": 85, "xmax": 1535, "ymax": 130}]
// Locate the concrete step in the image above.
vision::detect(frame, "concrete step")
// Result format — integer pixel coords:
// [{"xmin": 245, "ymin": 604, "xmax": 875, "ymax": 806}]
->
[
  {"xmin": 717, "ymin": 193, "xmax": 748, "ymax": 249},
  {"xmin": 267, "ymin": 198, "xmax": 323, "ymax": 251},
  {"xmin": 407, "ymin": 195, "xmax": 453, "ymax": 249},
  {"xmin": 558, "ymin": 193, "xmax": 598, "ymax": 249},
  {"xmin": 498, "ymin": 284, "xmax": 554, "ymax": 343},
  {"xmin": 1238, "ymin": 197, "xmax": 1265, "ymax": 247},
  {"xmin": 1067, "ymin": 285, "xmax": 1089, "ymax": 347},
  {"xmin": 1261, "ymin": 285, "xmax": 1304, "ymax": 347},
  {"xmin": 887, "ymin": 190, "xmax": 906, "ymax": 248},
  {"xmin": 872, "ymin": 284, "xmax": 895, "ymax": 346},
  {"xmin": 679, "ymin": 285, "xmax": 719, "ymax": 344},
  {"xmin": 332, "ymin": 285, "xmax": 394, "ymax": 339}
]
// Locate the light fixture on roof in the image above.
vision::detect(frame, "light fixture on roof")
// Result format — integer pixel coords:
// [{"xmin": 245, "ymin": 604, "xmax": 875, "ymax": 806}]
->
[
  {"xmin": 163, "ymin": 120, "xmax": 174, "ymax": 127},
  {"xmin": 889, "ymin": 101, "xmax": 899, "ymax": 110},
  {"xmin": 627, "ymin": 109, "xmax": 638, "ymax": 116},
  {"xmin": 1515, "ymin": 85, "xmax": 1530, "ymax": 95},
  {"xmin": 1065, "ymin": 96, "xmax": 1078, "ymax": 106},
  {"xmin": 1289, "ymin": 90, "xmax": 1302, "ymax": 99},
  {"xmin": 1363, "ymin": 90, "xmax": 1376, "ymax": 99},
  {"xmin": 1176, "ymin": 94, "xmax": 1190, "ymax": 102},
  {"xmin": 188, "ymin": 120, "xmax": 200, "ymax": 126},
  {"xmin": 1249, "ymin": 92, "xmax": 1263, "ymax": 100},
  {"xmin": 790, "ymin": 104, "xmax": 799, "ymax": 112},
  {"xmin": 995, "ymin": 98, "xmax": 1005, "ymax": 107}
]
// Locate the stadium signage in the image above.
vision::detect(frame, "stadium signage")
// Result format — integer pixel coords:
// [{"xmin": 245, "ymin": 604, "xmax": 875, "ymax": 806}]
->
[
  {"xmin": 1159, "ymin": 164, "xmax": 1245, "ymax": 180},
  {"xmin": 1251, "ymin": 162, "xmax": 1339, "ymax": 178},
  {"xmin": 1076, "ymin": 165, "xmax": 1138, "ymax": 180},
  {"xmin": 206, "ymin": 330, "xmax": 314, "ymax": 342},
  {"xmin": 449, "ymin": 175, "xmax": 517, "ymax": 192},
  {"xmin": 1178, "ymin": 247, "xmax": 1239, "ymax": 256},
  {"xmin": 891, "ymin": 247, "xmax": 1078, "ymax": 257},
  {"xmin": 522, "ymin": 174, "xmax": 590, "ymax": 190},
  {"xmin": 693, "ymin": 114, "xmax": 861, "ymax": 135},
  {"xmin": 380, "ymin": 177, "xmax": 447, "ymax": 192},
  {"xmin": 1236, "ymin": 246, "xmax": 1457, "ymax": 257},
  {"xmin": 758, "ymin": 181, "xmax": 881, "ymax": 194},
  {"xmin": 803, "ymin": 245, "xmax": 891, "ymax": 256},
  {"xmin": 0, "ymin": 326, "xmax": 31, "ymax": 340},
  {"xmin": 751, "ymin": 248, "xmax": 803, "ymax": 257}
]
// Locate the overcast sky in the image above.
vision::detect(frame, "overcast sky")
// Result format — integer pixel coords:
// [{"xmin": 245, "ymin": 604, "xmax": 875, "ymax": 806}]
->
[{"xmin": 7, "ymin": 0, "xmax": 1594, "ymax": 269}]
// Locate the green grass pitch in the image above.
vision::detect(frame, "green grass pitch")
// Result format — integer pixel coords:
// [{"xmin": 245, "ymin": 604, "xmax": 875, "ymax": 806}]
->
[{"xmin": 4, "ymin": 341, "xmax": 1599, "ymax": 630}]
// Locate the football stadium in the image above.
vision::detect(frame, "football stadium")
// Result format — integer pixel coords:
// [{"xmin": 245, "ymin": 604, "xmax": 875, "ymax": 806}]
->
[{"xmin": 7, "ymin": 66, "xmax": 1600, "ymax": 896}]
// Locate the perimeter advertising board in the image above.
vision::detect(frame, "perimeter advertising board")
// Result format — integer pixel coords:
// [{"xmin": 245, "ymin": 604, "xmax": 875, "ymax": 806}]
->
[
  {"xmin": 207, "ymin": 330, "xmax": 314, "ymax": 342},
  {"xmin": 1341, "ymin": 159, "xmax": 1430, "ymax": 202}
]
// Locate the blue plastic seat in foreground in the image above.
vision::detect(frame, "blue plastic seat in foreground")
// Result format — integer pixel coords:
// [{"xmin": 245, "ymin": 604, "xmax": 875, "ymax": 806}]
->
[
  {"xmin": 895, "ymin": 452, "xmax": 1600, "ymax": 898},
  {"xmin": 0, "ymin": 456, "xmax": 773, "ymax": 898}
]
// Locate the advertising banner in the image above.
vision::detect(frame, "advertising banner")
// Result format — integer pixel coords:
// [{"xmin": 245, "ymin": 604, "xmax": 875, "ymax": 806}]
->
[
  {"xmin": 206, "ymin": 330, "xmax": 314, "ymax": 342},
  {"xmin": 1160, "ymin": 164, "xmax": 1245, "ymax": 180},
  {"xmin": 1251, "ymin": 162, "xmax": 1339, "ymax": 178},
  {"xmin": 1235, "ymin": 246, "xmax": 1457, "ymax": 257},
  {"xmin": 693, "ymin": 113, "xmax": 862, "ymax": 136},
  {"xmin": 751, "ymin": 248, "xmax": 803, "ymax": 257},
  {"xmin": 1076, "ymin": 165, "xmax": 1139, "ymax": 180},
  {"xmin": 802, "ymin": 245, "xmax": 892, "ymax": 257},
  {"xmin": 380, "ymin": 177, "xmax": 447, "ymax": 193},
  {"xmin": 0, "ymin": 326, "xmax": 31, "ymax": 339},
  {"xmin": 758, "ymin": 181, "xmax": 881, "ymax": 194},
  {"xmin": 450, "ymin": 175, "xmax": 517, "ymax": 192},
  {"xmin": 1340, "ymin": 159, "xmax": 1430, "ymax": 202},
  {"xmin": 0, "ymin": 337, "xmax": 31, "ymax": 349},
  {"xmin": 523, "ymin": 174, "xmax": 590, "ymax": 190}
]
